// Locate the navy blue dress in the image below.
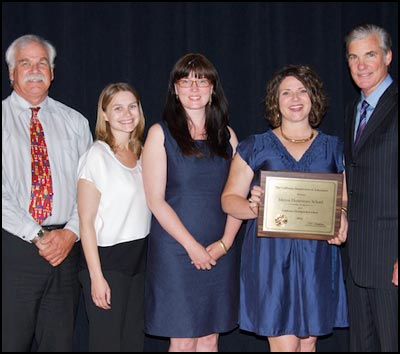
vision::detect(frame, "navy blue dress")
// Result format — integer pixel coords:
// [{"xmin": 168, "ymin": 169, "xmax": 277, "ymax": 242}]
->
[
  {"xmin": 144, "ymin": 121, "xmax": 239, "ymax": 338},
  {"xmin": 238, "ymin": 130, "xmax": 348, "ymax": 337}
]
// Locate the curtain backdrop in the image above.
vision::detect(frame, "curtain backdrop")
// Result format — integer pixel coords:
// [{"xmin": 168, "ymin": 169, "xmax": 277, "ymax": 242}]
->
[{"xmin": 2, "ymin": 2, "xmax": 398, "ymax": 352}]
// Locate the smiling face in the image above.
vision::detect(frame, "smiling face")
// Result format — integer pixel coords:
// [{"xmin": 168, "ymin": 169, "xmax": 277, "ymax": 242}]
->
[
  {"xmin": 174, "ymin": 71, "xmax": 213, "ymax": 112},
  {"xmin": 9, "ymin": 41, "xmax": 54, "ymax": 105},
  {"xmin": 347, "ymin": 33, "xmax": 392, "ymax": 97},
  {"xmin": 278, "ymin": 76, "xmax": 312, "ymax": 123},
  {"xmin": 103, "ymin": 90, "xmax": 140, "ymax": 136}
]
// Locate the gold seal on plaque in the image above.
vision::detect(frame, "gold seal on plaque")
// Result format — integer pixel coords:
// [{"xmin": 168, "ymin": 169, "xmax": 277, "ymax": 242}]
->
[{"xmin": 275, "ymin": 214, "xmax": 288, "ymax": 226}]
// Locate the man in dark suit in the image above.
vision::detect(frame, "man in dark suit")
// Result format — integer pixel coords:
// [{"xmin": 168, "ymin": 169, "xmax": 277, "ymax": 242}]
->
[{"xmin": 343, "ymin": 23, "xmax": 398, "ymax": 352}]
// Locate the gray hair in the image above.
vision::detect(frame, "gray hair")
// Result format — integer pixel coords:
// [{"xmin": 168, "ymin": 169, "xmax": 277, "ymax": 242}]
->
[
  {"xmin": 345, "ymin": 24, "xmax": 392, "ymax": 56},
  {"xmin": 5, "ymin": 34, "xmax": 57, "ymax": 70}
]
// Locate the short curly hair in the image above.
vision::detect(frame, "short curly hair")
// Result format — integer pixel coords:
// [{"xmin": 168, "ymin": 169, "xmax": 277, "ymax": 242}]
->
[{"xmin": 265, "ymin": 64, "xmax": 327, "ymax": 128}]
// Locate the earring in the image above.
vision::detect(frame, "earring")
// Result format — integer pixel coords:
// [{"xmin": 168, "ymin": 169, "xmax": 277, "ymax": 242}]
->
[
  {"xmin": 176, "ymin": 94, "xmax": 179, "ymax": 101},
  {"xmin": 208, "ymin": 93, "xmax": 213, "ymax": 106}
]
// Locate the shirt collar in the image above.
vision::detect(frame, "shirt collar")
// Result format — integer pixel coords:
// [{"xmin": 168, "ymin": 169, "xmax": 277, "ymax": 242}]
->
[
  {"xmin": 11, "ymin": 91, "xmax": 49, "ymax": 113},
  {"xmin": 361, "ymin": 74, "xmax": 393, "ymax": 109}
]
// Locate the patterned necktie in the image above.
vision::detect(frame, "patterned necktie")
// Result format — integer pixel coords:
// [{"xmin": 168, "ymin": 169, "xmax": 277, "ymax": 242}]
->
[
  {"xmin": 29, "ymin": 107, "xmax": 53, "ymax": 224},
  {"xmin": 354, "ymin": 100, "xmax": 369, "ymax": 146}
]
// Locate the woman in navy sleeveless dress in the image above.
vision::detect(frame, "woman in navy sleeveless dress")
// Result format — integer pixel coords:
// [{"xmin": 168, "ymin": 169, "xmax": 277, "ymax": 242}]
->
[
  {"xmin": 222, "ymin": 65, "xmax": 348, "ymax": 352},
  {"xmin": 142, "ymin": 53, "xmax": 241, "ymax": 351}
]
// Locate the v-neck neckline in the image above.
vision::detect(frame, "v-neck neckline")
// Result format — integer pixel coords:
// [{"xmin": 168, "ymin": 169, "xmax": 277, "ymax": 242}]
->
[{"xmin": 270, "ymin": 129, "xmax": 320, "ymax": 164}]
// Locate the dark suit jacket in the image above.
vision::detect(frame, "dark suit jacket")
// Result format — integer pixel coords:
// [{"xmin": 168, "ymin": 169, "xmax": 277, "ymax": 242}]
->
[{"xmin": 343, "ymin": 80, "xmax": 398, "ymax": 289}]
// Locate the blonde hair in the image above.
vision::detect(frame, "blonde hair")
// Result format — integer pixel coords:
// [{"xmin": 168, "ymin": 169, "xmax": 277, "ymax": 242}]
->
[{"xmin": 95, "ymin": 82, "xmax": 145, "ymax": 158}]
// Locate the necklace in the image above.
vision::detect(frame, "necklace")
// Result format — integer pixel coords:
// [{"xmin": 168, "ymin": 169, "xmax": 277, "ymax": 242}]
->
[{"xmin": 280, "ymin": 126, "xmax": 314, "ymax": 143}]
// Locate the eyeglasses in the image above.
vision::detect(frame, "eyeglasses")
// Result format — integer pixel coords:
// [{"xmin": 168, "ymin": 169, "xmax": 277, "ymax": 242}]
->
[{"xmin": 177, "ymin": 78, "xmax": 211, "ymax": 88}]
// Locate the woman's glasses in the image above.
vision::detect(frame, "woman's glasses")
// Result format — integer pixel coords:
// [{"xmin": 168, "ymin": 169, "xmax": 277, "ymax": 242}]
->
[{"xmin": 177, "ymin": 78, "xmax": 211, "ymax": 88}]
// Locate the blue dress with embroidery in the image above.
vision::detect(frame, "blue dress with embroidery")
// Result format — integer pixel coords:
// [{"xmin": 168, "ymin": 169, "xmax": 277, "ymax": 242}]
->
[
  {"xmin": 238, "ymin": 130, "xmax": 348, "ymax": 337},
  {"xmin": 144, "ymin": 121, "xmax": 239, "ymax": 338}
]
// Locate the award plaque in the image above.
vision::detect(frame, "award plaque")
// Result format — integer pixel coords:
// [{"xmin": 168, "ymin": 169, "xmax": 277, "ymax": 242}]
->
[{"xmin": 257, "ymin": 170, "xmax": 343, "ymax": 240}]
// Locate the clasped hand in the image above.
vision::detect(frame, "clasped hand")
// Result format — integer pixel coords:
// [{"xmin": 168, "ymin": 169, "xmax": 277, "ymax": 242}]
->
[
  {"xmin": 35, "ymin": 229, "xmax": 77, "ymax": 267},
  {"xmin": 188, "ymin": 240, "xmax": 227, "ymax": 270}
]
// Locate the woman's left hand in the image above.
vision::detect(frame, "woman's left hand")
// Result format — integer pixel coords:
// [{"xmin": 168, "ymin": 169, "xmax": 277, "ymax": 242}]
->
[
  {"xmin": 206, "ymin": 242, "xmax": 225, "ymax": 261},
  {"xmin": 327, "ymin": 211, "xmax": 348, "ymax": 245}
]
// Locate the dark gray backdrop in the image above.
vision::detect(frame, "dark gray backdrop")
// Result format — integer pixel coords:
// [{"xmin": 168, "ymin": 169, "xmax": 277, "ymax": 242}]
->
[{"xmin": 2, "ymin": 2, "xmax": 398, "ymax": 352}]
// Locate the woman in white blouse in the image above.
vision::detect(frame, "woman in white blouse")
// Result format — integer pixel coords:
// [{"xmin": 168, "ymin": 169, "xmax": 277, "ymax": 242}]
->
[{"xmin": 77, "ymin": 82, "xmax": 151, "ymax": 352}]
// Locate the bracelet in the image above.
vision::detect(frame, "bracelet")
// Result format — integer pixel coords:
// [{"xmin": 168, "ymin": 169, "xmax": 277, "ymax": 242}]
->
[
  {"xmin": 218, "ymin": 239, "xmax": 228, "ymax": 255},
  {"xmin": 341, "ymin": 207, "xmax": 348, "ymax": 215}
]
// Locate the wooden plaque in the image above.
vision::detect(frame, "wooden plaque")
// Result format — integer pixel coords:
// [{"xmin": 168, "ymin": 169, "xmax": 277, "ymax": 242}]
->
[{"xmin": 257, "ymin": 170, "xmax": 343, "ymax": 240}]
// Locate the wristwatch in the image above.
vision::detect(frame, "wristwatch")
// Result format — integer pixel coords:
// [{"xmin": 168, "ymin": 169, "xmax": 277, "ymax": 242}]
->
[{"xmin": 32, "ymin": 228, "xmax": 45, "ymax": 244}]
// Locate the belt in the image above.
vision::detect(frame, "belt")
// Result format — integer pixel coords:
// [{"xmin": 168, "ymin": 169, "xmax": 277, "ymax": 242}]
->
[{"xmin": 42, "ymin": 224, "xmax": 66, "ymax": 232}]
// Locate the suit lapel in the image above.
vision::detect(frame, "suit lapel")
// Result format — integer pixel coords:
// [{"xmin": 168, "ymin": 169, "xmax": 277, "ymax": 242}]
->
[{"xmin": 353, "ymin": 82, "xmax": 397, "ymax": 153}]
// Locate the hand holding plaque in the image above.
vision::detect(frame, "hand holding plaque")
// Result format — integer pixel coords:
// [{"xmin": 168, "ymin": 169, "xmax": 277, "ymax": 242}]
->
[{"xmin": 257, "ymin": 171, "xmax": 343, "ymax": 240}]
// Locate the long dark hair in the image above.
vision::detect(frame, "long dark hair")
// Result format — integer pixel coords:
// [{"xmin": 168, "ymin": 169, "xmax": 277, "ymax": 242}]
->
[{"xmin": 163, "ymin": 53, "xmax": 230, "ymax": 159}]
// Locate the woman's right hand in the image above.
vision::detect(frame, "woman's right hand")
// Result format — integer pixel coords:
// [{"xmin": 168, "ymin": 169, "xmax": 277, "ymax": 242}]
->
[
  {"xmin": 248, "ymin": 185, "xmax": 263, "ymax": 215},
  {"xmin": 188, "ymin": 241, "xmax": 217, "ymax": 271},
  {"xmin": 91, "ymin": 276, "xmax": 111, "ymax": 310}
]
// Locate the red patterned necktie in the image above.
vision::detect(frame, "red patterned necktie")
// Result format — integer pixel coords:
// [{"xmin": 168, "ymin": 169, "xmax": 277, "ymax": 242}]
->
[{"xmin": 29, "ymin": 107, "xmax": 53, "ymax": 224}]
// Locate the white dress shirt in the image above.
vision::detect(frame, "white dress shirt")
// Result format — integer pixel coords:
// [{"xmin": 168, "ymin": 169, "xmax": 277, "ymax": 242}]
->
[{"xmin": 2, "ymin": 91, "xmax": 93, "ymax": 242}]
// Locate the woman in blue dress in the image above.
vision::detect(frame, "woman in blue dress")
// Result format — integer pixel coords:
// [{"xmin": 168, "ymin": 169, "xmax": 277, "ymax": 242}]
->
[
  {"xmin": 222, "ymin": 65, "xmax": 349, "ymax": 352},
  {"xmin": 142, "ymin": 53, "xmax": 242, "ymax": 351}
]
